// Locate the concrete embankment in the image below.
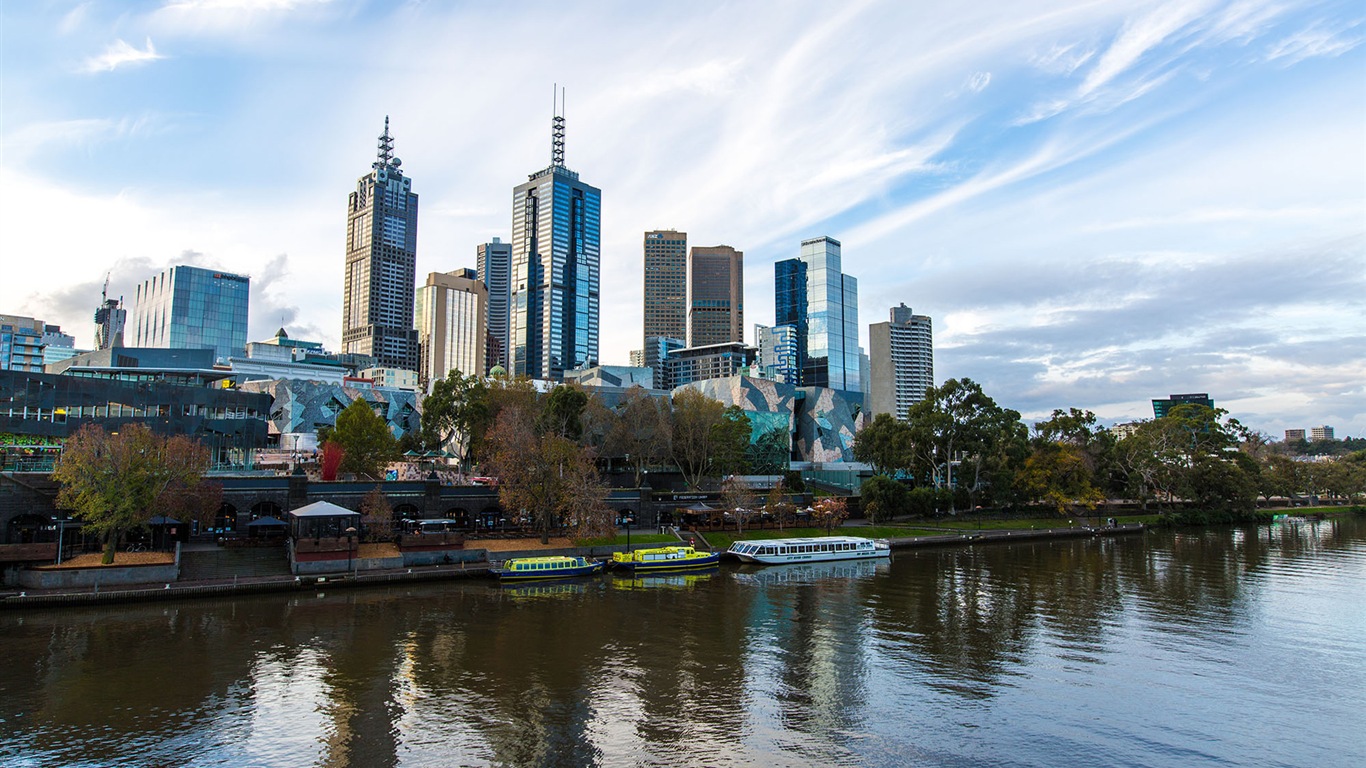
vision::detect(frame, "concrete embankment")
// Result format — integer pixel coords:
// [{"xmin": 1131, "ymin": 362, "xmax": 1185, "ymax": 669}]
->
[{"xmin": 0, "ymin": 560, "xmax": 493, "ymax": 610}]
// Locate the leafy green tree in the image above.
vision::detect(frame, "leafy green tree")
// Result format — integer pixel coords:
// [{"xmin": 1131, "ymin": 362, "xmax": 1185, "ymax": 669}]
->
[
  {"xmin": 671, "ymin": 388, "xmax": 727, "ymax": 489},
  {"xmin": 420, "ymin": 370, "xmax": 488, "ymax": 468},
  {"xmin": 330, "ymin": 398, "xmax": 398, "ymax": 479},
  {"xmin": 539, "ymin": 383, "xmax": 589, "ymax": 440},
  {"xmin": 709, "ymin": 406, "xmax": 753, "ymax": 478},
  {"xmin": 605, "ymin": 388, "xmax": 672, "ymax": 487},
  {"xmin": 906, "ymin": 378, "xmax": 1017, "ymax": 514},
  {"xmin": 853, "ymin": 413, "xmax": 913, "ymax": 476},
  {"xmin": 52, "ymin": 423, "xmax": 209, "ymax": 564},
  {"xmin": 860, "ymin": 474, "xmax": 908, "ymax": 523}
]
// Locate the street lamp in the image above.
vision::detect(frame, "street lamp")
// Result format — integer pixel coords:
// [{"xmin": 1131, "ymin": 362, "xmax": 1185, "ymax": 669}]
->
[
  {"xmin": 345, "ymin": 526, "xmax": 357, "ymax": 576},
  {"xmin": 54, "ymin": 510, "xmax": 66, "ymax": 565}
]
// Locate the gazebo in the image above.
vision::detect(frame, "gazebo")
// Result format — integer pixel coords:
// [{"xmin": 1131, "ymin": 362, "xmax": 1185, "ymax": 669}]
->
[{"xmin": 288, "ymin": 501, "xmax": 361, "ymax": 542}]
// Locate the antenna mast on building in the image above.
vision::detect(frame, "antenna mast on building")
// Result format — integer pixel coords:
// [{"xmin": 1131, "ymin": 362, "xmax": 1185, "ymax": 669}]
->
[
  {"xmin": 375, "ymin": 116, "xmax": 395, "ymax": 169},
  {"xmin": 551, "ymin": 85, "xmax": 566, "ymax": 167}
]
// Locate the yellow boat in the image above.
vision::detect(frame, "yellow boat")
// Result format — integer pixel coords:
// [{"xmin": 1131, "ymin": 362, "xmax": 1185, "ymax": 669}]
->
[
  {"xmin": 492, "ymin": 555, "xmax": 604, "ymax": 581},
  {"xmin": 610, "ymin": 545, "xmax": 720, "ymax": 572}
]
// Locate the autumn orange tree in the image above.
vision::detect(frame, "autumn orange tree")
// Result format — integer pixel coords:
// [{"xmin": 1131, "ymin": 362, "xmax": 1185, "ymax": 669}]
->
[
  {"xmin": 52, "ymin": 423, "xmax": 209, "ymax": 564},
  {"xmin": 812, "ymin": 496, "xmax": 849, "ymax": 535}
]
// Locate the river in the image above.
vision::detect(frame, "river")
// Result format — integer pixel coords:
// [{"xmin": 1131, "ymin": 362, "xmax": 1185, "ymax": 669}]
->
[{"xmin": 2, "ymin": 517, "xmax": 1363, "ymax": 767}]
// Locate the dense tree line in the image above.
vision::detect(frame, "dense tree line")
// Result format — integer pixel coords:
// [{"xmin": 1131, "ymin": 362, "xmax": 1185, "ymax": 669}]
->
[{"xmin": 854, "ymin": 378, "xmax": 1366, "ymax": 523}]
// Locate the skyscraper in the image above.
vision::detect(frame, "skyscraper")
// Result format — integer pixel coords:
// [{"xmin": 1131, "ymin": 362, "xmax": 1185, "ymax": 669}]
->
[
  {"xmin": 773, "ymin": 236, "xmax": 861, "ymax": 394},
  {"xmin": 754, "ymin": 323, "xmax": 800, "ymax": 385},
  {"xmin": 131, "ymin": 265, "xmax": 250, "ymax": 361},
  {"xmin": 477, "ymin": 237, "xmax": 513, "ymax": 374},
  {"xmin": 643, "ymin": 230, "xmax": 687, "ymax": 347},
  {"xmin": 343, "ymin": 117, "xmax": 419, "ymax": 372},
  {"xmin": 509, "ymin": 91, "xmax": 601, "ymax": 381},
  {"xmin": 415, "ymin": 268, "xmax": 488, "ymax": 388},
  {"xmin": 687, "ymin": 245, "xmax": 744, "ymax": 348},
  {"xmin": 93, "ymin": 276, "xmax": 125, "ymax": 351},
  {"xmin": 869, "ymin": 303, "xmax": 933, "ymax": 420}
]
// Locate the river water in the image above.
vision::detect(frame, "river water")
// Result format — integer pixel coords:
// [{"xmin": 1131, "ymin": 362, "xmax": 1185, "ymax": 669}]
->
[{"xmin": 2, "ymin": 518, "xmax": 1363, "ymax": 768}]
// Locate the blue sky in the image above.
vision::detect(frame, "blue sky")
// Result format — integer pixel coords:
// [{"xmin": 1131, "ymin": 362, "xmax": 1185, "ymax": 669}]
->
[{"xmin": 2, "ymin": 0, "xmax": 1363, "ymax": 437}]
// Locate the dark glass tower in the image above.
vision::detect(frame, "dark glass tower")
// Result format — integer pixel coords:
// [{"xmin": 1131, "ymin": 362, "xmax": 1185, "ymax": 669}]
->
[
  {"xmin": 342, "ymin": 117, "xmax": 419, "ymax": 371},
  {"xmin": 773, "ymin": 236, "xmax": 860, "ymax": 394},
  {"xmin": 477, "ymin": 237, "xmax": 513, "ymax": 374},
  {"xmin": 510, "ymin": 92, "xmax": 601, "ymax": 381}
]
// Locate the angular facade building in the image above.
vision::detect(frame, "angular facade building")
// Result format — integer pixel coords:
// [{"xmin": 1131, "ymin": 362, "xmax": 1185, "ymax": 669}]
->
[
  {"xmin": 643, "ymin": 230, "xmax": 687, "ymax": 347},
  {"xmin": 509, "ymin": 99, "xmax": 601, "ymax": 381},
  {"xmin": 415, "ymin": 268, "xmax": 487, "ymax": 388},
  {"xmin": 131, "ymin": 265, "xmax": 250, "ymax": 362},
  {"xmin": 868, "ymin": 303, "xmax": 933, "ymax": 420},
  {"xmin": 343, "ymin": 117, "xmax": 419, "ymax": 371},
  {"xmin": 773, "ymin": 236, "xmax": 861, "ymax": 395},
  {"xmin": 687, "ymin": 245, "xmax": 744, "ymax": 348},
  {"xmin": 477, "ymin": 238, "xmax": 513, "ymax": 374}
]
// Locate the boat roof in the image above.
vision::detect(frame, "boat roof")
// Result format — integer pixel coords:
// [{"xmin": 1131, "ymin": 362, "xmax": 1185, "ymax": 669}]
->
[
  {"xmin": 732, "ymin": 536, "xmax": 875, "ymax": 545},
  {"xmin": 505, "ymin": 555, "xmax": 583, "ymax": 564}
]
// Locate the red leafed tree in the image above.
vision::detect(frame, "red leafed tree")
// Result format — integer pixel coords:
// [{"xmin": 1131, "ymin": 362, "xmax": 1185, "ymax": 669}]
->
[{"xmin": 321, "ymin": 442, "xmax": 345, "ymax": 481}]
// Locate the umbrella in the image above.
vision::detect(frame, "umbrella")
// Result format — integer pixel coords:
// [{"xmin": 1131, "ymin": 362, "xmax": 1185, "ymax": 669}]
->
[
  {"xmin": 147, "ymin": 516, "xmax": 181, "ymax": 525},
  {"xmin": 684, "ymin": 502, "xmax": 715, "ymax": 512},
  {"xmin": 247, "ymin": 516, "xmax": 287, "ymax": 527}
]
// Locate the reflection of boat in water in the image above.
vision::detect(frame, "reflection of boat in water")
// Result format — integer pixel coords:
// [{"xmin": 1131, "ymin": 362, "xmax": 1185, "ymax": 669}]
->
[
  {"xmin": 726, "ymin": 535, "xmax": 890, "ymax": 564},
  {"xmin": 491, "ymin": 555, "xmax": 604, "ymax": 581},
  {"xmin": 610, "ymin": 567, "xmax": 718, "ymax": 590},
  {"xmin": 610, "ymin": 545, "xmax": 720, "ymax": 572},
  {"xmin": 499, "ymin": 581, "xmax": 591, "ymax": 599},
  {"xmin": 731, "ymin": 558, "xmax": 888, "ymax": 585}
]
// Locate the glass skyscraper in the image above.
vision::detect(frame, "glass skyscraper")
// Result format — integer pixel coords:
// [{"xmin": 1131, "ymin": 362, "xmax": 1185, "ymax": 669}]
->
[
  {"xmin": 510, "ymin": 102, "xmax": 601, "ymax": 381},
  {"xmin": 131, "ymin": 265, "xmax": 249, "ymax": 362},
  {"xmin": 343, "ymin": 117, "xmax": 420, "ymax": 372},
  {"xmin": 477, "ymin": 238, "xmax": 513, "ymax": 374},
  {"xmin": 773, "ymin": 236, "xmax": 861, "ymax": 394},
  {"xmin": 643, "ymin": 230, "xmax": 687, "ymax": 348}
]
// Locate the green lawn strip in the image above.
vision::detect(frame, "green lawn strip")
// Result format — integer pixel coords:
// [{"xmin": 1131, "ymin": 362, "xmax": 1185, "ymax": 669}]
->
[{"xmin": 573, "ymin": 533, "xmax": 678, "ymax": 547}]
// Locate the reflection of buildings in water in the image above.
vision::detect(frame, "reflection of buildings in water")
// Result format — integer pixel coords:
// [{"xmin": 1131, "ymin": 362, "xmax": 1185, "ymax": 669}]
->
[
  {"xmin": 731, "ymin": 558, "xmax": 888, "ymax": 586},
  {"xmin": 610, "ymin": 568, "xmax": 718, "ymax": 590}
]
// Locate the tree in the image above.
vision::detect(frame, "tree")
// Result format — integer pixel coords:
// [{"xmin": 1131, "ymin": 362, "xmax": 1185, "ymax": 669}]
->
[
  {"xmin": 1020, "ymin": 442, "xmax": 1105, "ymax": 516},
  {"xmin": 360, "ymin": 486, "xmax": 394, "ymax": 542},
  {"xmin": 763, "ymin": 478, "xmax": 795, "ymax": 531},
  {"xmin": 720, "ymin": 476, "xmax": 757, "ymax": 534},
  {"xmin": 484, "ymin": 407, "xmax": 611, "ymax": 544},
  {"xmin": 860, "ymin": 475, "xmax": 908, "ymax": 523},
  {"xmin": 709, "ymin": 406, "xmax": 753, "ymax": 478},
  {"xmin": 539, "ymin": 383, "xmax": 589, "ymax": 440},
  {"xmin": 906, "ymin": 378, "xmax": 1017, "ymax": 514},
  {"xmin": 671, "ymin": 388, "xmax": 727, "ymax": 489},
  {"xmin": 812, "ymin": 496, "xmax": 849, "ymax": 534},
  {"xmin": 156, "ymin": 477, "xmax": 223, "ymax": 535},
  {"xmin": 329, "ymin": 398, "xmax": 398, "ymax": 479},
  {"xmin": 52, "ymin": 424, "xmax": 209, "ymax": 564},
  {"xmin": 853, "ymin": 413, "xmax": 913, "ymax": 476},
  {"xmin": 605, "ymin": 388, "xmax": 672, "ymax": 487},
  {"xmin": 420, "ymin": 370, "xmax": 488, "ymax": 469}
]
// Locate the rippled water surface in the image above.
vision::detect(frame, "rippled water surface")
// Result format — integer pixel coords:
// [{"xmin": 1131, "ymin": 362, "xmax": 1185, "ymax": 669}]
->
[{"xmin": 3, "ymin": 518, "xmax": 1364, "ymax": 767}]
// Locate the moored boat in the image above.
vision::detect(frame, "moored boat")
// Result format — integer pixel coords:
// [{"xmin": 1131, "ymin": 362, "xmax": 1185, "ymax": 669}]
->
[
  {"xmin": 492, "ymin": 555, "xmax": 604, "ymax": 581},
  {"xmin": 726, "ymin": 535, "xmax": 890, "ymax": 565},
  {"xmin": 610, "ymin": 545, "xmax": 720, "ymax": 572}
]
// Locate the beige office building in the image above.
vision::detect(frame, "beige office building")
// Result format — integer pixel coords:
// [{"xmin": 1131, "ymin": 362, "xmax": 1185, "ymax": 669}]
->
[
  {"xmin": 643, "ymin": 230, "xmax": 688, "ymax": 347},
  {"xmin": 687, "ymin": 245, "xmax": 744, "ymax": 348},
  {"xmin": 868, "ymin": 303, "xmax": 933, "ymax": 420},
  {"xmin": 415, "ymin": 269, "xmax": 487, "ymax": 389}
]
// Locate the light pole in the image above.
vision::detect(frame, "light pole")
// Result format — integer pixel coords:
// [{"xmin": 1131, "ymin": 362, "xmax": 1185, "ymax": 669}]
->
[
  {"xmin": 54, "ymin": 510, "xmax": 66, "ymax": 565},
  {"xmin": 345, "ymin": 526, "xmax": 357, "ymax": 576}
]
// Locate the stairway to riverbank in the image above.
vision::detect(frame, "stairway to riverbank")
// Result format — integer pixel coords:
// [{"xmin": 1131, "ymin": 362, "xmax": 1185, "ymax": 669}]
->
[{"xmin": 179, "ymin": 547, "xmax": 291, "ymax": 581}]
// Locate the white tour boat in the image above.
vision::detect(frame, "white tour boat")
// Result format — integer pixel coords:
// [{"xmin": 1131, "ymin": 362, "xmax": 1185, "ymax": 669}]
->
[{"xmin": 726, "ymin": 535, "xmax": 891, "ymax": 565}]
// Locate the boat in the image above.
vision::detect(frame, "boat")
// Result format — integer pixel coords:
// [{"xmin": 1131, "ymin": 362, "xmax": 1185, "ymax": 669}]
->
[
  {"xmin": 725, "ymin": 535, "xmax": 891, "ymax": 565},
  {"xmin": 491, "ymin": 555, "xmax": 604, "ymax": 581},
  {"xmin": 731, "ymin": 558, "xmax": 886, "ymax": 585},
  {"xmin": 610, "ymin": 545, "xmax": 720, "ymax": 572}
]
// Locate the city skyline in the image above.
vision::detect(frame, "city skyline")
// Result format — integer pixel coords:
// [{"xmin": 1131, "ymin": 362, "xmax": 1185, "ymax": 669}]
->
[{"xmin": 1, "ymin": 1, "xmax": 1362, "ymax": 434}]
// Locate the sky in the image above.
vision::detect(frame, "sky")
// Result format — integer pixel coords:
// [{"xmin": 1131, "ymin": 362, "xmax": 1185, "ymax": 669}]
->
[{"xmin": 1, "ymin": 0, "xmax": 1363, "ymax": 438}]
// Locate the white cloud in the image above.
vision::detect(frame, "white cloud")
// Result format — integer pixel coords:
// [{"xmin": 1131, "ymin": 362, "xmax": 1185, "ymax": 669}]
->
[
  {"xmin": 965, "ymin": 71, "xmax": 992, "ymax": 93},
  {"xmin": 81, "ymin": 38, "xmax": 165, "ymax": 73},
  {"xmin": 1265, "ymin": 21, "xmax": 1362, "ymax": 64}
]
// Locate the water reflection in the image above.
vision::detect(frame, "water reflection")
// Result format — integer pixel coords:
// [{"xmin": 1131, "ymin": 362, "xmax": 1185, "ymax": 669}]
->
[{"xmin": 1, "ymin": 518, "xmax": 1363, "ymax": 767}]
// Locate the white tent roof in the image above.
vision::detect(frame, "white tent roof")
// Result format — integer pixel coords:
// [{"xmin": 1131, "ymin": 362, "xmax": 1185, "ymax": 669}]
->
[{"xmin": 289, "ymin": 500, "xmax": 360, "ymax": 518}]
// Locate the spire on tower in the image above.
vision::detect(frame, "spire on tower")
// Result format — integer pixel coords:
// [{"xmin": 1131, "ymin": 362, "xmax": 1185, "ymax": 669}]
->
[
  {"xmin": 375, "ymin": 115, "xmax": 396, "ymax": 170},
  {"xmin": 551, "ymin": 85, "xmax": 566, "ymax": 167}
]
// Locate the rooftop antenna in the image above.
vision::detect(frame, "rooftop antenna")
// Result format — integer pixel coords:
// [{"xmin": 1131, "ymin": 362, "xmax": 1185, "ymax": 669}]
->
[
  {"xmin": 101, "ymin": 272, "xmax": 110, "ymax": 303},
  {"xmin": 375, "ymin": 116, "xmax": 395, "ymax": 170},
  {"xmin": 551, "ymin": 85, "xmax": 566, "ymax": 167}
]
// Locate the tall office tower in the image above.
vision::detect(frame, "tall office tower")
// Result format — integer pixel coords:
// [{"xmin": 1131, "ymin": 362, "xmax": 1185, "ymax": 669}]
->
[
  {"xmin": 754, "ymin": 323, "xmax": 800, "ymax": 384},
  {"xmin": 132, "ymin": 265, "xmax": 250, "ymax": 361},
  {"xmin": 687, "ymin": 245, "xmax": 743, "ymax": 348},
  {"xmin": 93, "ymin": 277, "xmax": 126, "ymax": 351},
  {"xmin": 774, "ymin": 236, "xmax": 861, "ymax": 393},
  {"xmin": 343, "ymin": 117, "xmax": 420, "ymax": 371},
  {"xmin": 509, "ymin": 90, "xmax": 601, "ymax": 381},
  {"xmin": 868, "ymin": 303, "xmax": 933, "ymax": 420},
  {"xmin": 415, "ymin": 268, "xmax": 488, "ymax": 389},
  {"xmin": 41, "ymin": 324, "xmax": 79, "ymax": 366},
  {"xmin": 477, "ymin": 237, "xmax": 513, "ymax": 374},
  {"xmin": 643, "ymin": 230, "xmax": 687, "ymax": 347}
]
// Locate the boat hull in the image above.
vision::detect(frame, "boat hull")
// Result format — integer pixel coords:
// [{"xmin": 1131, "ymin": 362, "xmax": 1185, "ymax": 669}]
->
[
  {"xmin": 726, "ymin": 536, "xmax": 892, "ymax": 565},
  {"xmin": 729, "ymin": 550, "xmax": 888, "ymax": 565},
  {"xmin": 492, "ymin": 561, "xmax": 604, "ymax": 581},
  {"xmin": 611, "ymin": 552, "xmax": 721, "ymax": 572}
]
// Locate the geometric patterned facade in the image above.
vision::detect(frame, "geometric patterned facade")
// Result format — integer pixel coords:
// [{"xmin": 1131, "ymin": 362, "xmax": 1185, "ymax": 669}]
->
[
  {"xmin": 680, "ymin": 375, "xmax": 866, "ymax": 463},
  {"xmin": 241, "ymin": 379, "xmax": 422, "ymax": 441}
]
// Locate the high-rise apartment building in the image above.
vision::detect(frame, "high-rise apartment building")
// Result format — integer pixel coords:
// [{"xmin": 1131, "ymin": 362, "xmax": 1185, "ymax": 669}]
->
[
  {"xmin": 131, "ymin": 265, "xmax": 250, "ymax": 361},
  {"xmin": 1310, "ymin": 425, "xmax": 1335, "ymax": 441},
  {"xmin": 644, "ymin": 230, "xmax": 687, "ymax": 347},
  {"xmin": 509, "ymin": 93, "xmax": 601, "ymax": 381},
  {"xmin": 415, "ymin": 268, "xmax": 488, "ymax": 388},
  {"xmin": 477, "ymin": 237, "xmax": 513, "ymax": 374},
  {"xmin": 1152, "ymin": 393, "xmax": 1214, "ymax": 419},
  {"xmin": 869, "ymin": 303, "xmax": 933, "ymax": 420},
  {"xmin": 0, "ymin": 314, "xmax": 45, "ymax": 372},
  {"xmin": 774, "ymin": 236, "xmax": 861, "ymax": 394},
  {"xmin": 343, "ymin": 117, "xmax": 420, "ymax": 371},
  {"xmin": 93, "ymin": 278, "xmax": 125, "ymax": 351},
  {"xmin": 687, "ymin": 245, "xmax": 743, "ymax": 348},
  {"xmin": 41, "ymin": 324, "xmax": 79, "ymax": 366},
  {"xmin": 754, "ymin": 323, "xmax": 800, "ymax": 385}
]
